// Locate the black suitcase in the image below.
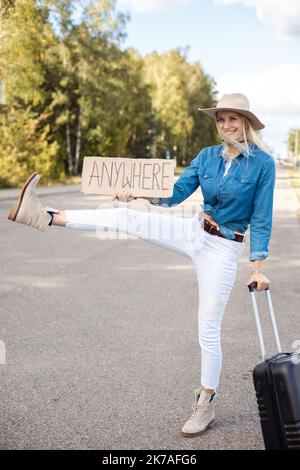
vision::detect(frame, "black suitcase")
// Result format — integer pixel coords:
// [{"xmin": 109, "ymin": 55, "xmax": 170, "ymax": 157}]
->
[{"xmin": 249, "ymin": 282, "xmax": 300, "ymax": 450}]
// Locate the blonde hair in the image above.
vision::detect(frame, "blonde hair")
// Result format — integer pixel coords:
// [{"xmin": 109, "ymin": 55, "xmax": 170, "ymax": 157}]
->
[{"xmin": 216, "ymin": 115, "xmax": 271, "ymax": 159}]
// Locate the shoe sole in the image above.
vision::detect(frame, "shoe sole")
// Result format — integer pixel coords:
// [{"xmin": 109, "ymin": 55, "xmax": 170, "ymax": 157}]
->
[
  {"xmin": 181, "ymin": 419, "xmax": 216, "ymax": 438},
  {"xmin": 7, "ymin": 172, "xmax": 38, "ymax": 222}
]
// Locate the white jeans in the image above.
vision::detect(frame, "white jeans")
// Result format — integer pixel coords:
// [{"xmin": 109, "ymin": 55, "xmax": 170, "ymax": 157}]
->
[{"xmin": 65, "ymin": 206, "xmax": 245, "ymax": 390}]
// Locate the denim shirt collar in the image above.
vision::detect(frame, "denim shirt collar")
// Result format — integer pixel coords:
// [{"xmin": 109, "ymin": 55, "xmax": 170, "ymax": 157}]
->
[{"xmin": 218, "ymin": 142, "xmax": 256, "ymax": 159}]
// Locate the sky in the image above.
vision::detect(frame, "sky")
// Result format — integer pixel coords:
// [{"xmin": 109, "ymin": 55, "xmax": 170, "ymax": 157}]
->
[{"xmin": 116, "ymin": 0, "xmax": 300, "ymax": 159}]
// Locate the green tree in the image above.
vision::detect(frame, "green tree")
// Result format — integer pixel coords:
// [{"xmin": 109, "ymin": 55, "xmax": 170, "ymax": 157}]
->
[
  {"xmin": 82, "ymin": 46, "xmax": 154, "ymax": 159},
  {"xmin": 46, "ymin": 0, "xmax": 131, "ymax": 175},
  {"xmin": 0, "ymin": 0, "xmax": 60, "ymax": 186},
  {"xmin": 0, "ymin": 0, "xmax": 15, "ymax": 21},
  {"xmin": 186, "ymin": 63, "xmax": 218, "ymax": 160},
  {"xmin": 0, "ymin": 108, "xmax": 58, "ymax": 187},
  {"xmin": 0, "ymin": 0, "xmax": 219, "ymax": 188},
  {"xmin": 143, "ymin": 49, "xmax": 217, "ymax": 165}
]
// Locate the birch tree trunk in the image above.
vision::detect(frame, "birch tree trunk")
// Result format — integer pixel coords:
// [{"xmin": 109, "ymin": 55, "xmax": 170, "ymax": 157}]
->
[
  {"xmin": 74, "ymin": 106, "xmax": 81, "ymax": 175},
  {"xmin": 66, "ymin": 123, "xmax": 73, "ymax": 176}
]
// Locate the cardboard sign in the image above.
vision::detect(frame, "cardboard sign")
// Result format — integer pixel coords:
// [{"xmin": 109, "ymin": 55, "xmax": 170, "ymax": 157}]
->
[{"xmin": 81, "ymin": 157, "xmax": 176, "ymax": 197}]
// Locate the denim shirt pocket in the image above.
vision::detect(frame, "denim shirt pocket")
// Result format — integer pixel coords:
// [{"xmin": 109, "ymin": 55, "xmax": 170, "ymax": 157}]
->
[
  {"xmin": 198, "ymin": 172, "xmax": 215, "ymax": 199},
  {"xmin": 235, "ymin": 176, "xmax": 254, "ymax": 184},
  {"xmin": 198, "ymin": 172, "xmax": 214, "ymax": 179},
  {"xmin": 232, "ymin": 174, "xmax": 255, "ymax": 199}
]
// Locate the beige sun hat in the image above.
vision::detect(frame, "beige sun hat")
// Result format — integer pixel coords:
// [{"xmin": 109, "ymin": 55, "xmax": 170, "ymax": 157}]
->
[{"xmin": 198, "ymin": 93, "xmax": 265, "ymax": 130}]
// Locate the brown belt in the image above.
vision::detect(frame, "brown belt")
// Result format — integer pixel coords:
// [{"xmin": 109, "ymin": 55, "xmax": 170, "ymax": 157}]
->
[{"xmin": 202, "ymin": 219, "xmax": 245, "ymax": 243}]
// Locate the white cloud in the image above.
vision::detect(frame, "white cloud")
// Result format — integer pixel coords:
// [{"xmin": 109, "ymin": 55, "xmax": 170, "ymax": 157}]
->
[
  {"xmin": 215, "ymin": 0, "xmax": 300, "ymax": 38},
  {"xmin": 217, "ymin": 64, "xmax": 300, "ymax": 158},
  {"xmin": 118, "ymin": 0, "xmax": 193, "ymax": 13}
]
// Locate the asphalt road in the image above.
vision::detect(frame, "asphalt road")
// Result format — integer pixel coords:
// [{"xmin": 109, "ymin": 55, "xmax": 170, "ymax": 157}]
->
[{"xmin": 0, "ymin": 166, "xmax": 299, "ymax": 450}]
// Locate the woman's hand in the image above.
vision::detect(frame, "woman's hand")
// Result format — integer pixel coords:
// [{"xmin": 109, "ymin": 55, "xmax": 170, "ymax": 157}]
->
[
  {"xmin": 247, "ymin": 271, "xmax": 270, "ymax": 292},
  {"xmin": 111, "ymin": 191, "xmax": 152, "ymax": 211},
  {"xmin": 112, "ymin": 191, "xmax": 135, "ymax": 203}
]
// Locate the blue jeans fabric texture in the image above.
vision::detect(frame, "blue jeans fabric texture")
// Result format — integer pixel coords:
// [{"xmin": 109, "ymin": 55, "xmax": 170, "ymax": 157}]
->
[{"xmin": 65, "ymin": 207, "xmax": 245, "ymax": 390}]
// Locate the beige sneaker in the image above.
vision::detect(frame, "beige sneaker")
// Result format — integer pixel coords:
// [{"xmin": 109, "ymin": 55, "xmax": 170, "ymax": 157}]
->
[
  {"xmin": 181, "ymin": 388, "xmax": 216, "ymax": 438},
  {"xmin": 8, "ymin": 172, "xmax": 52, "ymax": 231}
]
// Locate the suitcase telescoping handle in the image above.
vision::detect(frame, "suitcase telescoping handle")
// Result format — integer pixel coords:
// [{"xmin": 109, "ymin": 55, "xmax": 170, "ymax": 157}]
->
[{"xmin": 247, "ymin": 282, "xmax": 282, "ymax": 361}]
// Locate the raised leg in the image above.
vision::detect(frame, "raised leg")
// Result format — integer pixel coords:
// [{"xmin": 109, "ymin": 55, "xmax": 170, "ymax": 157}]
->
[{"xmin": 64, "ymin": 207, "xmax": 204, "ymax": 258}]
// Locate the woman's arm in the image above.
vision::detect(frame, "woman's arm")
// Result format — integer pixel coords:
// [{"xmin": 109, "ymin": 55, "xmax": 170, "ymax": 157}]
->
[
  {"xmin": 247, "ymin": 260, "xmax": 270, "ymax": 292},
  {"xmin": 249, "ymin": 157, "xmax": 276, "ymax": 262},
  {"xmin": 154, "ymin": 153, "xmax": 202, "ymax": 207},
  {"xmin": 112, "ymin": 152, "xmax": 203, "ymax": 206},
  {"xmin": 111, "ymin": 193, "xmax": 153, "ymax": 203},
  {"xmin": 248, "ymin": 157, "xmax": 276, "ymax": 291},
  {"xmin": 251, "ymin": 260, "xmax": 263, "ymax": 272}
]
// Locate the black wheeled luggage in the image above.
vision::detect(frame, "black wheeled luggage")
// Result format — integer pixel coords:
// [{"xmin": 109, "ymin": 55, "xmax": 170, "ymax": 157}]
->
[{"xmin": 248, "ymin": 282, "xmax": 300, "ymax": 450}]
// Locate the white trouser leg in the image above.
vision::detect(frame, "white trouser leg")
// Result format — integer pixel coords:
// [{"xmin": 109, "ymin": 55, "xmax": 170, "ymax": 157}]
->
[
  {"xmin": 192, "ymin": 229, "xmax": 245, "ymax": 390},
  {"xmin": 65, "ymin": 207, "xmax": 244, "ymax": 390},
  {"xmin": 65, "ymin": 207, "xmax": 203, "ymax": 258}
]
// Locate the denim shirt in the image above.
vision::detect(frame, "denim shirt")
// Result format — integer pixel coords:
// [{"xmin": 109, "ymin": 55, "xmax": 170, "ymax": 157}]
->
[{"xmin": 154, "ymin": 144, "xmax": 276, "ymax": 261}]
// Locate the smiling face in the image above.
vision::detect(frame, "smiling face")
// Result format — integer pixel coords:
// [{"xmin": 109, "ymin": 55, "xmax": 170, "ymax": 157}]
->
[{"xmin": 215, "ymin": 111, "xmax": 244, "ymax": 142}]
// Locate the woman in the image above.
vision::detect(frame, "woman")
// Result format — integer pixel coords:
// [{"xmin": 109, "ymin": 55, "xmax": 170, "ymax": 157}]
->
[{"xmin": 8, "ymin": 93, "xmax": 275, "ymax": 438}]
